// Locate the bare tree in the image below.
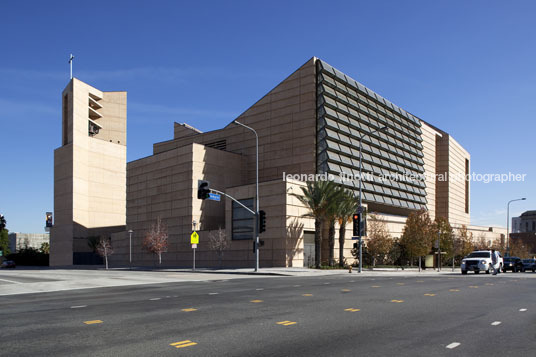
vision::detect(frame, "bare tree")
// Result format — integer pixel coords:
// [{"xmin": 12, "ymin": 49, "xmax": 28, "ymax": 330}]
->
[
  {"xmin": 366, "ymin": 213, "xmax": 392, "ymax": 267},
  {"xmin": 510, "ymin": 239, "xmax": 531, "ymax": 258},
  {"xmin": 490, "ymin": 235, "xmax": 506, "ymax": 253},
  {"xmin": 209, "ymin": 228, "xmax": 230, "ymax": 267},
  {"xmin": 474, "ymin": 232, "xmax": 489, "ymax": 250},
  {"xmin": 456, "ymin": 225, "xmax": 474, "ymax": 258},
  {"xmin": 453, "ymin": 225, "xmax": 474, "ymax": 267},
  {"xmin": 143, "ymin": 217, "xmax": 168, "ymax": 265},
  {"xmin": 96, "ymin": 237, "xmax": 113, "ymax": 270}
]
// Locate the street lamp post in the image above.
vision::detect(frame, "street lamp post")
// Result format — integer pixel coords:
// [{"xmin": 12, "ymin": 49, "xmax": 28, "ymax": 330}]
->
[
  {"xmin": 128, "ymin": 229, "xmax": 133, "ymax": 270},
  {"xmin": 357, "ymin": 126, "xmax": 388, "ymax": 273},
  {"xmin": 507, "ymin": 197, "xmax": 526, "ymax": 256},
  {"xmin": 233, "ymin": 120, "xmax": 260, "ymax": 272}
]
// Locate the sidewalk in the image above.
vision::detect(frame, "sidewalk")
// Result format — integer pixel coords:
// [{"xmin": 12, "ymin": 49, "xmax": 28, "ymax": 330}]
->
[{"xmin": 114, "ymin": 266, "xmax": 464, "ymax": 277}]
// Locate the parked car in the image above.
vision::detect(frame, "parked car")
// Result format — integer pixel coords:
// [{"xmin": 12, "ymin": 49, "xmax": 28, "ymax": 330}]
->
[
  {"xmin": 461, "ymin": 250, "xmax": 503, "ymax": 275},
  {"xmin": 502, "ymin": 256, "xmax": 524, "ymax": 272},
  {"xmin": 522, "ymin": 259, "xmax": 536, "ymax": 272},
  {"xmin": 1, "ymin": 260, "xmax": 16, "ymax": 269}
]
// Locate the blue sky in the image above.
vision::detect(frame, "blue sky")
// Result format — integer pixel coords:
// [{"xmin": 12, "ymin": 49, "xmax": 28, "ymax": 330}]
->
[{"xmin": 1, "ymin": 0, "xmax": 534, "ymax": 233}]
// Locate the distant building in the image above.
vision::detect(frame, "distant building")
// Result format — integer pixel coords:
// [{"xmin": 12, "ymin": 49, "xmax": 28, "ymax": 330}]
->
[
  {"xmin": 512, "ymin": 211, "xmax": 536, "ymax": 233},
  {"xmin": 8, "ymin": 232, "xmax": 50, "ymax": 252}
]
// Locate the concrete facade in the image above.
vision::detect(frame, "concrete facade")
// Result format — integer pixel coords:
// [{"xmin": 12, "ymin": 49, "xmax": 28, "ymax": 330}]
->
[
  {"xmin": 50, "ymin": 79, "xmax": 127, "ymax": 266},
  {"xmin": 52, "ymin": 57, "xmax": 502, "ymax": 268}
]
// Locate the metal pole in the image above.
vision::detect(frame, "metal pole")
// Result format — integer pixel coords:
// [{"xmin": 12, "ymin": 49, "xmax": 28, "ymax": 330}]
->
[
  {"xmin": 356, "ymin": 126, "xmax": 387, "ymax": 273},
  {"xmin": 193, "ymin": 221, "xmax": 197, "ymax": 272},
  {"xmin": 437, "ymin": 228, "xmax": 441, "ymax": 272},
  {"xmin": 233, "ymin": 121, "xmax": 259, "ymax": 272},
  {"xmin": 507, "ymin": 198, "xmax": 526, "ymax": 256},
  {"xmin": 69, "ymin": 54, "xmax": 74, "ymax": 79},
  {"xmin": 507, "ymin": 201, "xmax": 510, "ymax": 256},
  {"xmin": 358, "ymin": 136, "xmax": 363, "ymax": 274},
  {"xmin": 128, "ymin": 229, "xmax": 133, "ymax": 270}
]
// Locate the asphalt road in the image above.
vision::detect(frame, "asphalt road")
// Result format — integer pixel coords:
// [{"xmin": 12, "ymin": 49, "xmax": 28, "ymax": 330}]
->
[{"xmin": 1, "ymin": 274, "xmax": 535, "ymax": 356}]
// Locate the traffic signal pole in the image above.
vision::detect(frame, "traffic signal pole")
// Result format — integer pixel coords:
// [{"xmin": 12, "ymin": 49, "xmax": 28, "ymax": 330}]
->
[{"xmin": 233, "ymin": 120, "xmax": 259, "ymax": 272}]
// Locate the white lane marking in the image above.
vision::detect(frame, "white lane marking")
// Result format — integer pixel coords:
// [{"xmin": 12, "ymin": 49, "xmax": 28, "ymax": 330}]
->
[
  {"xmin": 350, "ymin": 280, "xmax": 355, "ymax": 283},
  {"xmin": 519, "ymin": 308, "xmax": 527, "ymax": 312},
  {"xmin": 324, "ymin": 283, "xmax": 330, "ymax": 285},
  {"xmin": 149, "ymin": 298, "xmax": 161, "ymax": 301},
  {"xmin": 256, "ymin": 288, "xmax": 264, "ymax": 291},
  {"xmin": 0, "ymin": 278, "xmax": 22, "ymax": 284},
  {"xmin": 70, "ymin": 305, "xmax": 87, "ymax": 309},
  {"xmin": 491, "ymin": 321, "xmax": 502, "ymax": 326},
  {"xmin": 293, "ymin": 285, "xmax": 301, "ymax": 287},
  {"xmin": 209, "ymin": 292, "xmax": 219, "ymax": 295},
  {"xmin": 446, "ymin": 342, "xmax": 460, "ymax": 349}
]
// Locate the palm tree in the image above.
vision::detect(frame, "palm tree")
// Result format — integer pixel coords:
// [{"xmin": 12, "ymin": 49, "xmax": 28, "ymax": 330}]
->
[
  {"xmin": 325, "ymin": 186, "xmax": 349, "ymax": 267},
  {"xmin": 0, "ymin": 214, "xmax": 6, "ymax": 231},
  {"xmin": 336, "ymin": 189, "xmax": 359, "ymax": 267},
  {"xmin": 292, "ymin": 180, "xmax": 341, "ymax": 268}
]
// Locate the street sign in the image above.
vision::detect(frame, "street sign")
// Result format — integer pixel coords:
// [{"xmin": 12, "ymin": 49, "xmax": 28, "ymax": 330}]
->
[
  {"xmin": 192, "ymin": 244, "xmax": 197, "ymax": 249},
  {"xmin": 208, "ymin": 193, "xmax": 221, "ymax": 201},
  {"xmin": 190, "ymin": 231, "xmax": 199, "ymax": 244}
]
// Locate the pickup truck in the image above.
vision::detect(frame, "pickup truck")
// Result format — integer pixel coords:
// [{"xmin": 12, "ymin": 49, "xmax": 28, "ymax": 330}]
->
[{"xmin": 461, "ymin": 250, "xmax": 503, "ymax": 275}]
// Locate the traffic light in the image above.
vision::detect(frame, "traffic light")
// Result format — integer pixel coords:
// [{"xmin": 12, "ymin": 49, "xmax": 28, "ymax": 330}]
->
[
  {"xmin": 258, "ymin": 210, "xmax": 266, "ymax": 233},
  {"xmin": 359, "ymin": 212, "xmax": 367, "ymax": 237},
  {"xmin": 253, "ymin": 239, "xmax": 266, "ymax": 252},
  {"xmin": 46, "ymin": 212, "xmax": 53, "ymax": 227},
  {"xmin": 197, "ymin": 180, "xmax": 210, "ymax": 200},
  {"xmin": 352, "ymin": 213, "xmax": 360, "ymax": 236}
]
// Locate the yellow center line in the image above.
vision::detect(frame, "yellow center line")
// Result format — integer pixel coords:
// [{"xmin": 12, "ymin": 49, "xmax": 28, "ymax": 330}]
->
[
  {"xmin": 302, "ymin": 293, "xmax": 313, "ymax": 296},
  {"xmin": 391, "ymin": 299, "xmax": 404, "ymax": 303},
  {"xmin": 449, "ymin": 289, "xmax": 460, "ymax": 292},
  {"xmin": 170, "ymin": 340, "xmax": 197, "ymax": 348},
  {"xmin": 469, "ymin": 286, "xmax": 479, "ymax": 288},
  {"xmin": 250, "ymin": 300, "xmax": 263, "ymax": 303},
  {"xmin": 83, "ymin": 320, "xmax": 103, "ymax": 325},
  {"xmin": 341, "ymin": 289, "xmax": 351, "ymax": 292},
  {"xmin": 424, "ymin": 293, "xmax": 436, "ymax": 296},
  {"xmin": 371, "ymin": 285, "xmax": 381, "ymax": 288},
  {"xmin": 396, "ymin": 283, "xmax": 405, "ymax": 285},
  {"xmin": 181, "ymin": 308, "xmax": 197, "ymax": 312},
  {"xmin": 485, "ymin": 283, "xmax": 494, "ymax": 286},
  {"xmin": 277, "ymin": 321, "xmax": 297, "ymax": 326},
  {"xmin": 344, "ymin": 308, "xmax": 360, "ymax": 312}
]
